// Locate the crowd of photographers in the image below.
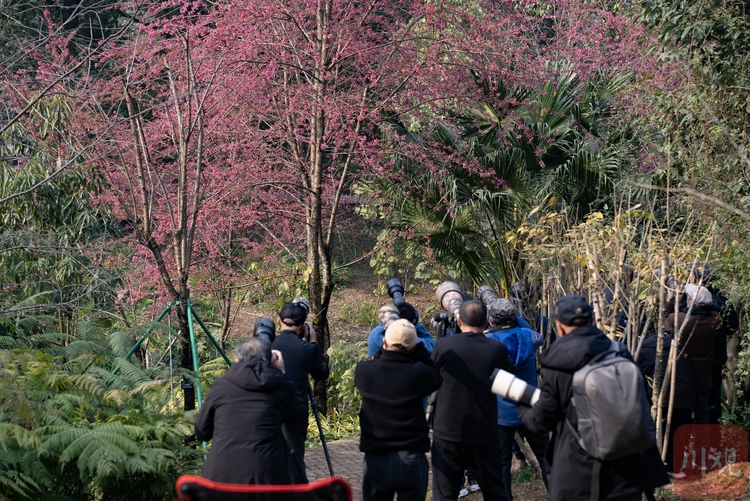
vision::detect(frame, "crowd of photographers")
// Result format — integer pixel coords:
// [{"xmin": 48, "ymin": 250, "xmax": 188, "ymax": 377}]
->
[{"xmin": 194, "ymin": 265, "xmax": 735, "ymax": 501}]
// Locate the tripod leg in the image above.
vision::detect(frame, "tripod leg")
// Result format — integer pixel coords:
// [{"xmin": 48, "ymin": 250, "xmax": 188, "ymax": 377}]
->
[
  {"xmin": 308, "ymin": 382, "xmax": 335, "ymax": 477},
  {"xmin": 114, "ymin": 302, "xmax": 175, "ymax": 375},
  {"xmin": 191, "ymin": 308, "xmax": 233, "ymax": 366},
  {"xmin": 186, "ymin": 302, "xmax": 203, "ymax": 408}
]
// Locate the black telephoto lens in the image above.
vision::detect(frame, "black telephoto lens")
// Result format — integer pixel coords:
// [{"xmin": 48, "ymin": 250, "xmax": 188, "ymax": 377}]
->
[
  {"xmin": 253, "ymin": 318, "xmax": 277, "ymax": 343},
  {"xmin": 387, "ymin": 277, "xmax": 406, "ymax": 306}
]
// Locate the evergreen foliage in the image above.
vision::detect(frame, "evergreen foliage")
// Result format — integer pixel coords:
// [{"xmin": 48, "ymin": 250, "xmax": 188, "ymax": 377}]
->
[{"xmin": 0, "ymin": 316, "xmax": 200, "ymax": 501}]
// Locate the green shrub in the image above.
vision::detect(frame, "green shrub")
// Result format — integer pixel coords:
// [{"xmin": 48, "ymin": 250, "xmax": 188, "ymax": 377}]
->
[{"xmin": 306, "ymin": 341, "xmax": 366, "ymax": 447}]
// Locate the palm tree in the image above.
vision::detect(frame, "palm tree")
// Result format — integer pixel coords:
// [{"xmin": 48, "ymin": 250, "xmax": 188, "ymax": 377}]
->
[{"xmin": 361, "ymin": 65, "xmax": 633, "ymax": 291}]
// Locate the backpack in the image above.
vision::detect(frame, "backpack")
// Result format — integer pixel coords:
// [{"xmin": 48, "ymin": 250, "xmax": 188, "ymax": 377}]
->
[{"xmin": 566, "ymin": 340, "xmax": 656, "ymax": 462}]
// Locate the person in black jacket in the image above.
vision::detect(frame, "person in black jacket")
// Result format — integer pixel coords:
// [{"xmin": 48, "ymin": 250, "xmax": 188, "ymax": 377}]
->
[
  {"xmin": 272, "ymin": 301, "xmax": 330, "ymax": 481},
  {"xmin": 355, "ymin": 319, "xmax": 443, "ymax": 501},
  {"xmin": 637, "ymin": 332, "xmax": 697, "ymax": 472},
  {"xmin": 195, "ymin": 337, "xmax": 306, "ymax": 484},
  {"xmin": 519, "ymin": 295, "xmax": 668, "ymax": 501},
  {"xmin": 430, "ymin": 300, "xmax": 511, "ymax": 501}
]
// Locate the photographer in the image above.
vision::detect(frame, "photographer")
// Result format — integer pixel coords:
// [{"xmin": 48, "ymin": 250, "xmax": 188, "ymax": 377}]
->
[
  {"xmin": 356, "ymin": 319, "xmax": 442, "ymax": 501},
  {"xmin": 485, "ymin": 299, "xmax": 548, "ymax": 500},
  {"xmin": 271, "ymin": 301, "xmax": 330, "ymax": 481},
  {"xmin": 367, "ymin": 302, "xmax": 435, "ymax": 359},
  {"xmin": 518, "ymin": 295, "xmax": 667, "ymax": 501},
  {"xmin": 195, "ymin": 337, "xmax": 305, "ymax": 484},
  {"xmin": 431, "ymin": 300, "xmax": 511, "ymax": 501}
]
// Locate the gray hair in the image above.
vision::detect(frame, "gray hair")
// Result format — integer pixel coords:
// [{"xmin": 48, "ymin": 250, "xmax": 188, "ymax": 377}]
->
[{"xmin": 236, "ymin": 337, "xmax": 271, "ymax": 362}]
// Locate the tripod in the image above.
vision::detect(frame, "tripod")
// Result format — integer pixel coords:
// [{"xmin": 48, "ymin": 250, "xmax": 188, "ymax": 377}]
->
[
  {"xmin": 114, "ymin": 299, "xmax": 231, "ymax": 410},
  {"xmin": 115, "ymin": 300, "xmax": 336, "ymax": 477}
]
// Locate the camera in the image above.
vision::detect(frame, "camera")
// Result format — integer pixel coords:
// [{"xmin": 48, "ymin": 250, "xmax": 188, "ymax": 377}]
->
[
  {"xmin": 292, "ymin": 296, "xmax": 311, "ymax": 315},
  {"xmin": 490, "ymin": 368, "xmax": 540, "ymax": 407},
  {"xmin": 432, "ymin": 281, "xmax": 465, "ymax": 338},
  {"xmin": 387, "ymin": 278, "xmax": 406, "ymax": 306},
  {"xmin": 253, "ymin": 318, "xmax": 277, "ymax": 343}
]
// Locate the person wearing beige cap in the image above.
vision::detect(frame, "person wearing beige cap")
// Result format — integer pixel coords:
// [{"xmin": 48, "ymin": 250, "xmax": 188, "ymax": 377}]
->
[
  {"xmin": 355, "ymin": 319, "xmax": 442, "ymax": 501},
  {"xmin": 665, "ymin": 283, "xmax": 721, "ymax": 423}
]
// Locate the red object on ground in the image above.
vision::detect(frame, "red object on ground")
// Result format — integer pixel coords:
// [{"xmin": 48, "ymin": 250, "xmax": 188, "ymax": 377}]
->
[
  {"xmin": 175, "ymin": 475, "xmax": 352, "ymax": 501},
  {"xmin": 672, "ymin": 424, "xmax": 749, "ymax": 500}
]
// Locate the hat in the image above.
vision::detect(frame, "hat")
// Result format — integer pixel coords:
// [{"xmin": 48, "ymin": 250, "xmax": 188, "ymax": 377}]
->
[
  {"xmin": 684, "ymin": 284, "xmax": 713, "ymax": 307},
  {"xmin": 554, "ymin": 294, "xmax": 593, "ymax": 325},
  {"xmin": 379, "ymin": 304, "xmax": 400, "ymax": 327},
  {"xmin": 489, "ymin": 299, "xmax": 517, "ymax": 325},
  {"xmin": 279, "ymin": 302, "xmax": 307, "ymax": 327},
  {"xmin": 384, "ymin": 319, "xmax": 418, "ymax": 351}
]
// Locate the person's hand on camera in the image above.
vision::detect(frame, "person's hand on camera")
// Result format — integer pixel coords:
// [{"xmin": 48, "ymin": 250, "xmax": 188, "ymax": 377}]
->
[
  {"xmin": 304, "ymin": 321, "xmax": 315, "ymax": 343},
  {"xmin": 270, "ymin": 350, "xmax": 286, "ymax": 373}
]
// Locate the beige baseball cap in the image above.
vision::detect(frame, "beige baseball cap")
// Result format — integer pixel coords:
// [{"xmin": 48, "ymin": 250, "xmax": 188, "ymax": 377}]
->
[{"xmin": 384, "ymin": 319, "xmax": 418, "ymax": 351}]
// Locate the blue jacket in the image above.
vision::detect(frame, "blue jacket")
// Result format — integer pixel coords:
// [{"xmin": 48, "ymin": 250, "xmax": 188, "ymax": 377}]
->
[
  {"xmin": 485, "ymin": 323, "xmax": 543, "ymax": 426},
  {"xmin": 367, "ymin": 322, "xmax": 435, "ymax": 358}
]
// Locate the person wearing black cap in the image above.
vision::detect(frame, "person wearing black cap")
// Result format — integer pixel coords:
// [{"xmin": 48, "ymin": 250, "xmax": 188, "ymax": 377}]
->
[
  {"xmin": 518, "ymin": 295, "xmax": 668, "ymax": 501},
  {"xmin": 271, "ymin": 300, "xmax": 330, "ymax": 482}
]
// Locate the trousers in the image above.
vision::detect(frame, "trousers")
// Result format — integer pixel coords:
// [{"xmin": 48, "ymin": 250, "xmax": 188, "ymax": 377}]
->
[
  {"xmin": 497, "ymin": 424, "xmax": 549, "ymax": 500},
  {"xmin": 431, "ymin": 438, "xmax": 509, "ymax": 501},
  {"xmin": 363, "ymin": 450, "xmax": 428, "ymax": 501}
]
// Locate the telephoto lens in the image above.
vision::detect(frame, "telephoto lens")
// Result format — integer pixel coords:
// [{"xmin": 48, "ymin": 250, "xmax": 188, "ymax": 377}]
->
[
  {"xmin": 490, "ymin": 369, "xmax": 540, "ymax": 406},
  {"xmin": 477, "ymin": 285, "xmax": 498, "ymax": 307},
  {"xmin": 253, "ymin": 318, "xmax": 277, "ymax": 343},
  {"xmin": 435, "ymin": 281, "xmax": 464, "ymax": 317},
  {"xmin": 387, "ymin": 278, "xmax": 406, "ymax": 306}
]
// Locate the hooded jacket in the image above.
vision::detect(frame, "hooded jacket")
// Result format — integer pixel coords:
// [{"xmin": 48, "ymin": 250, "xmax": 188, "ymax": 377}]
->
[
  {"xmin": 195, "ymin": 359, "xmax": 306, "ymax": 484},
  {"xmin": 485, "ymin": 323, "xmax": 543, "ymax": 426},
  {"xmin": 518, "ymin": 325, "xmax": 668, "ymax": 501}
]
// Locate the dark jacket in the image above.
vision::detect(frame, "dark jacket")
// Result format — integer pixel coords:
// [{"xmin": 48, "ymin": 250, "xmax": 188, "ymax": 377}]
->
[
  {"xmin": 195, "ymin": 359, "xmax": 306, "ymax": 484},
  {"xmin": 431, "ymin": 331, "xmax": 509, "ymax": 443},
  {"xmin": 518, "ymin": 325, "xmax": 668, "ymax": 501},
  {"xmin": 708, "ymin": 288, "xmax": 739, "ymax": 367},
  {"xmin": 664, "ymin": 306, "xmax": 720, "ymax": 393},
  {"xmin": 272, "ymin": 331, "xmax": 330, "ymax": 432},
  {"xmin": 637, "ymin": 333, "xmax": 697, "ymax": 409},
  {"xmin": 485, "ymin": 324, "xmax": 543, "ymax": 426},
  {"xmin": 355, "ymin": 343, "xmax": 442, "ymax": 453}
]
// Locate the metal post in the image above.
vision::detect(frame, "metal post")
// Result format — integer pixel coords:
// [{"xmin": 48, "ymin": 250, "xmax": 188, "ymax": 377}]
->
[
  {"xmin": 186, "ymin": 301, "xmax": 203, "ymax": 408},
  {"xmin": 191, "ymin": 307, "xmax": 233, "ymax": 366},
  {"xmin": 113, "ymin": 302, "xmax": 175, "ymax": 375}
]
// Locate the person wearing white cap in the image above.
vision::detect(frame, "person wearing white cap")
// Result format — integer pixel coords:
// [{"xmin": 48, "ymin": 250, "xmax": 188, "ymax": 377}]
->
[
  {"xmin": 665, "ymin": 283, "xmax": 721, "ymax": 423},
  {"xmin": 355, "ymin": 319, "xmax": 442, "ymax": 501}
]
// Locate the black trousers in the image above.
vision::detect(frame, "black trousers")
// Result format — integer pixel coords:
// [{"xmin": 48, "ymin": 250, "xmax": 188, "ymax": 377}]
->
[
  {"xmin": 287, "ymin": 428, "xmax": 308, "ymax": 484},
  {"xmin": 497, "ymin": 425, "xmax": 549, "ymax": 500},
  {"xmin": 431, "ymin": 438, "xmax": 509, "ymax": 501},
  {"xmin": 363, "ymin": 451, "xmax": 428, "ymax": 501}
]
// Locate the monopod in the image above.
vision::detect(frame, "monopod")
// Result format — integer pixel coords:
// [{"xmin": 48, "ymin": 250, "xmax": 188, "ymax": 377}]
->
[{"xmin": 308, "ymin": 382, "xmax": 334, "ymax": 477}]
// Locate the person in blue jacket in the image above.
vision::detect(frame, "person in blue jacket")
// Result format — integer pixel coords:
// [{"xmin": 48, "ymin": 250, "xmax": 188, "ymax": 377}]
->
[
  {"xmin": 367, "ymin": 302, "xmax": 435, "ymax": 358},
  {"xmin": 485, "ymin": 298, "xmax": 549, "ymax": 501}
]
